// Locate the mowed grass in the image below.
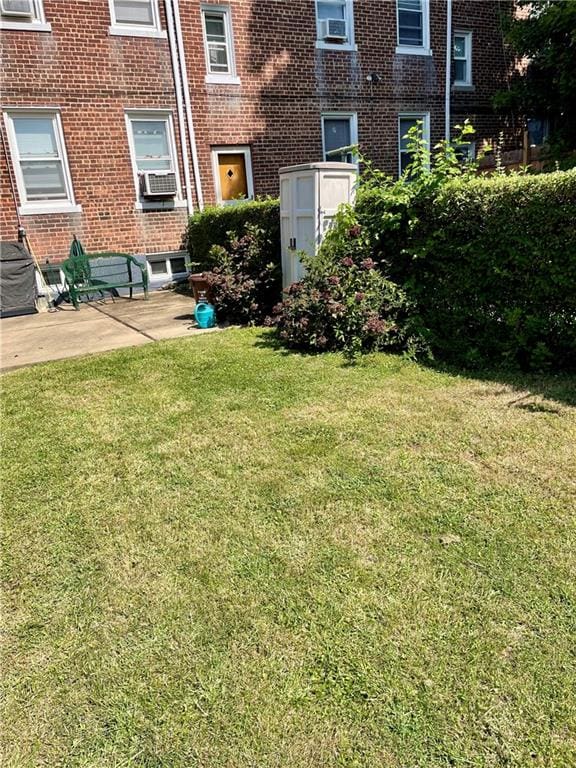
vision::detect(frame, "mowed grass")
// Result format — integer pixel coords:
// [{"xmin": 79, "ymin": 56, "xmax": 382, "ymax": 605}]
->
[{"xmin": 2, "ymin": 328, "xmax": 576, "ymax": 768}]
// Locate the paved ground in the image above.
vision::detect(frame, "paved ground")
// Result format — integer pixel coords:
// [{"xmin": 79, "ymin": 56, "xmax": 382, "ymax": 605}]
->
[{"xmin": 1, "ymin": 291, "xmax": 219, "ymax": 372}]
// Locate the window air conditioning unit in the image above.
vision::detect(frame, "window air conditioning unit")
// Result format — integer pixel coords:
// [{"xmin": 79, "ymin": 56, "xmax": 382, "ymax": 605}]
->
[
  {"xmin": 320, "ymin": 18, "xmax": 347, "ymax": 41},
  {"xmin": 1, "ymin": 0, "xmax": 34, "ymax": 16},
  {"xmin": 140, "ymin": 171, "xmax": 177, "ymax": 198}
]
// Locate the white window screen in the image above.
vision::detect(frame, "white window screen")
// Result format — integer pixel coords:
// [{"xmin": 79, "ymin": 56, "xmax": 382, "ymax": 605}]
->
[
  {"xmin": 113, "ymin": 0, "xmax": 155, "ymax": 26},
  {"xmin": 131, "ymin": 120, "xmax": 172, "ymax": 171}
]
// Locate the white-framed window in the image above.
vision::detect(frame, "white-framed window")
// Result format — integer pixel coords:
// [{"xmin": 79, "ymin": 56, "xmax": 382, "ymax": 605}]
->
[
  {"xmin": 0, "ymin": 0, "xmax": 50, "ymax": 32},
  {"xmin": 315, "ymin": 0, "xmax": 355, "ymax": 51},
  {"xmin": 211, "ymin": 146, "xmax": 254, "ymax": 205},
  {"xmin": 322, "ymin": 113, "xmax": 358, "ymax": 162},
  {"xmin": 455, "ymin": 141, "xmax": 476, "ymax": 163},
  {"xmin": 146, "ymin": 251, "xmax": 188, "ymax": 281},
  {"xmin": 108, "ymin": 0, "xmax": 166, "ymax": 39},
  {"xmin": 396, "ymin": 0, "xmax": 431, "ymax": 56},
  {"xmin": 125, "ymin": 110, "xmax": 185, "ymax": 210},
  {"xmin": 3, "ymin": 109, "xmax": 81, "ymax": 216},
  {"xmin": 398, "ymin": 113, "xmax": 430, "ymax": 176},
  {"xmin": 201, "ymin": 5, "xmax": 239, "ymax": 85},
  {"xmin": 453, "ymin": 31, "xmax": 472, "ymax": 87}
]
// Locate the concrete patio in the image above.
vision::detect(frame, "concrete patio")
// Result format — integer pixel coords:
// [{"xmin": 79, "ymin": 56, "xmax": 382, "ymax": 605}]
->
[{"xmin": 0, "ymin": 291, "xmax": 219, "ymax": 372}]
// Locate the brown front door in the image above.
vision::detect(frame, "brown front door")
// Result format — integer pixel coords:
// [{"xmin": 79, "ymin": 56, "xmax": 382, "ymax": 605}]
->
[{"xmin": 218, "ymin": 153, "xmax": 248, "ymax": 202}]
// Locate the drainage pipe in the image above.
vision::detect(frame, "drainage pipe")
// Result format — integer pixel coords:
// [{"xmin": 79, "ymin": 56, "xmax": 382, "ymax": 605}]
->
[
  {"xmin": 165, "ymin": 0, "xmax": 194, "ymax": 215},
  {"xmin": 172, "ymin": 0, "xmax": 204, "ymax": 210},
  {"xmin": 445, "ymin": 0, "xmax": 453, "ymax": 142}
]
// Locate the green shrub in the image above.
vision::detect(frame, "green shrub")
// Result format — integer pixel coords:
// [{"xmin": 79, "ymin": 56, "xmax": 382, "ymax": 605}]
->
[
  {"xmin": 410, "ymin": 169, "xmax": 576, "ymax": 370},
  {"xmin": 186, "ymin": 198, "xmax": 280, "ymax": 272},
  {"xmin": 270, "ymin": 206, "xmax": 423, "ymax": 362},
  {"xmin": 204, "ymin": 224, "xmax": 281, "ymax": 325}
]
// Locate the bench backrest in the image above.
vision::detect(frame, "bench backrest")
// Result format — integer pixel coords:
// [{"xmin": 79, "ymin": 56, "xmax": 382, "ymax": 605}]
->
[{"xmin": 66, "ymin": 238, "xmax": 92, "ymax": 285}]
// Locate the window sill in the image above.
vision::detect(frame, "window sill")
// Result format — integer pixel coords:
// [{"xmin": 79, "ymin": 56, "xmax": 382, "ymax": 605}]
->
[
  {"xmin": 452, "ymin": 83, "xmax": 475, "ymax": 92},
  {"xmin": 395, "ymin": 45, "xmax": 433, "ymax": 57},
  {"xmin": 135, "ymin": 199, "xmax": 188, "ymax": 211},
  {"xmin": 205, "ymin": 74, "xmax": 241, "ymax": 86},
  {"xmin": 108, "ymin": 26, "xmax": 167, "ymax": 39},
  {"xmin": 316, "ymin": 40, "xmax": 357, "ymax": 52},
  {"xmin": 19, "ymin": 203, "xmax": 82, "ymax": 216},
  {"xmin": 0, "ymin": 20, "xmax": 52, "ymax": 32}
]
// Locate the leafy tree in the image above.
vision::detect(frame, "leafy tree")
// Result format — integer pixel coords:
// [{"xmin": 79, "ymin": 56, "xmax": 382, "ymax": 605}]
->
[{"xmin": 495, "ymin": 0, "xmax": 576, "ymax": 149}]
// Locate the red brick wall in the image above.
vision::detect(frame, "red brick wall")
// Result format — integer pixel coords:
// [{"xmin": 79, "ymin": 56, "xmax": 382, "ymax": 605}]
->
[{"xmin": 1, "ymin": 0, "xmax": 513, "ymax": 263}]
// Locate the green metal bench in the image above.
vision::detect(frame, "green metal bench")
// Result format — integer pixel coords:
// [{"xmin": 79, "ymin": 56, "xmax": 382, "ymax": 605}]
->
[{"xmin": 62, "ymin": 237, "xmax": 149, "ymax": 309}]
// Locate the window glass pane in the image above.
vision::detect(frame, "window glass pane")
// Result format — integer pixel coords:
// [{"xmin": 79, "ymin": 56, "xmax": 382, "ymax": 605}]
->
[
  {"xmin": 205, "ymin": 14, "xmax": 225, "ymax": 39},
  {"xmin": 324, "ymin": 118, "xmax": 351, "ymax": 155},
  {"xmin": 149, "ymin": 260, "xmax": 168, "ymax": 275},
  {"xmin": 21, "ymin": 160, "xmax": 67, "ymax": 199},
  {"xmin": 454, "ymin": 35, "xmax": 466, "ymax": 58},
  {"xmin": 208, "ymin": 44, "xmax": 229, "ymax": 71},
  {"xmin": 398, "ymin": 0, "xmax": 422, "ymax": 10},
  {"xmin": 398, "ymin": 11, "xmax": 423, "ymax": 46},
  {"xmin": 169, "ymin": 257, "xmax": 186, "ymax": 274},
  {"xmin": 132, "ymin": 120, "xmax": 170, "ymax": 169},
  {"xmin": 114, "ymin": 0, "xmax": 154, "ymax": 26},
  {"xmin": 399, "ymin": 118, "xmax": 418, "ymax": 152},
  {"xmin": 14, "ymin": 118, "xmax": 58, "ymax": 157},
  {"xmin": 2, "ymin": 0, "xmax": 36, "ymax": 16},
  {"xmin": 317, "ymin": 2, "xmax": 345, "ymax": 21},
  {"xmin": 400, "ymin": 151, "xmax": 412, "ymax": 173},
  {"xmin": 454, "ymin": 60, "xmax": 467, "ymax": 82}
]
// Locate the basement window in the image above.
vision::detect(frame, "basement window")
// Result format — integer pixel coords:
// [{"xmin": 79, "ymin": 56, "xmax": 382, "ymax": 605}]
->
[
  {"xmin": 109, "ymin": 0, "xmax": 166, "ymax": 39},
  {"xmin": 0, "ymin": 0, "xmax": 51, "ymax": 32},
  {"xmin": 146, "ymin": 252, "xmax": 188, "ymax": 281}
]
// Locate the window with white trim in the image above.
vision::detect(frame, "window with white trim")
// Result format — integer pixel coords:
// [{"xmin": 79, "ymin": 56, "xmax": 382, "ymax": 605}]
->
[
  {"xmin": 398, "ymin": 113, "xmax": 430, "ymax": 176},
  {"xmin": 146, "ymin": 251, "xmax": 188, "ymax": 281},
  {"xmin": 315, "ymin": 0, "xmax": 355, "ymax": 50},
  {"xmin": 396, "ymin": 0, "xmax": 430, "ymax": 55},
  {"xmin": 322, "ymin": 113, "xmax": 358, "ymax": 162},
  {"xmin": 108, "ymin": 0, "xmax": 165, "ymax": 38},
  {"xmin": 201, "ymin": 6, "xmax": 239, "ymax": 84},
  {"xmin": 453, "ymin": 31, "xmax": 472, "ymax": 87},
  {"xmin": 0, "ymin": 0, "xmax": 50, "ymax": 32},
  {"xmin": 211, "ymin": 146, "xmax": 253, "ymax": 205},
  {"xmin": 3, "ymin": 110, "xmax": 79, "ymax": 215},
  {"xmin": 125, "ymin": 111, "xmax": 183, "ymax": 208}
]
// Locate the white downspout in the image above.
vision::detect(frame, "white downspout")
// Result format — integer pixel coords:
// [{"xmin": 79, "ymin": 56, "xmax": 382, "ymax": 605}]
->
[
  {"xmin": 172, "ymin": 0, "xmax": 204, "ymax": 210},
  {"xmin": 445, "ymin": 0, "xmax": 453, "ymax": 142},
  {"xmin": 165, "ymin": 0, "xmax": 194, "ymax": 215}
]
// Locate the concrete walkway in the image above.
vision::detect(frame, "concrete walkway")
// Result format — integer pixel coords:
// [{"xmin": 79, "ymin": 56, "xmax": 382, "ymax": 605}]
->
[{"xmin": 1, "ymin": 291, "xmax": 219, "ymax": 372}]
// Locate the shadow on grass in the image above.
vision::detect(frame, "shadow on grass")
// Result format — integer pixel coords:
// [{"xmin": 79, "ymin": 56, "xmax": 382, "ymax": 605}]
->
[{"xmin": 254, "ymin": 328, "xmax": 576, "ymax": 407}]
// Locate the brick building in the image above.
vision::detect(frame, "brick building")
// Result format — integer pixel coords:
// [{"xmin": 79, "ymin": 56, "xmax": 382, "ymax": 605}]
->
[{"xmin": 0, "ymin": 0, "xmax": 513, "ymax": 279}]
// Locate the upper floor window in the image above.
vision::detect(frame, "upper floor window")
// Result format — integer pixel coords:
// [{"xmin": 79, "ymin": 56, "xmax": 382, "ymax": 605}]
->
[
  {"xmin": 396, "ymin": 0, "xmax": 431, "ymax": 56},
  {"xmin": 108, "ymin": 0, "xmax": 166, "ymax": 38},
  {"xmin": 316, "ymin": 0, "xmax": 355, "ymax": 50},
  {"xmin": 453, "ymin": 31, "xmax": 472, "ymax": 87},
  {"xmin": 201, "ymin": 5, "xmax": 239, "ymax": 85},
  {"xmin": 322, "ymin": 113, "xmax": 358, "ymax": 162},
  {"xmin": 3, "ymin": 110, "xmax": 80, "ymax": 215},
  {"xmin": 0, "ymin": 0, "xmax": 50, "ymax": 31}
]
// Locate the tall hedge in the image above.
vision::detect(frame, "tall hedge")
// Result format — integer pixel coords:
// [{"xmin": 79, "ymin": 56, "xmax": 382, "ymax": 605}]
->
[
  {"xmin": 186, "ymin": 198, "xmax": 280, "ymax": 271},
  {"xmin": 410, "ymin": 169, "xmax": 576, "ymax": 369}
]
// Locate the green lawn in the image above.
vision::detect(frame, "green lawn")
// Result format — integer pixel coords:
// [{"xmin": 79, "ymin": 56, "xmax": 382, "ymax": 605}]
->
[{"xmin": 2, "ymin": 328, "xmax": 575, "ymax": 767}]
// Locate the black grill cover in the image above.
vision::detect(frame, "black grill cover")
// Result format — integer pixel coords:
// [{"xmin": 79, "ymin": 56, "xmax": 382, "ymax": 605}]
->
[{"xmin": 0, "ymin": 241, "xmax": 37, "ymax": 318}]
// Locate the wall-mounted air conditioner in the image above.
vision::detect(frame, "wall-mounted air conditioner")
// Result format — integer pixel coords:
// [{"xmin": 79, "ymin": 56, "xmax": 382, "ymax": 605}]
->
[
  {"xmin": 320, "ymin": 18, "xmax": 347, "ymax": 41},
  {"xmin": 140, "ymin": 171, "xmax": 177, "ymax": 198},
  {"xmin": 0, "ymin": 0, "xmax": 35, "ymax": 17}
]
